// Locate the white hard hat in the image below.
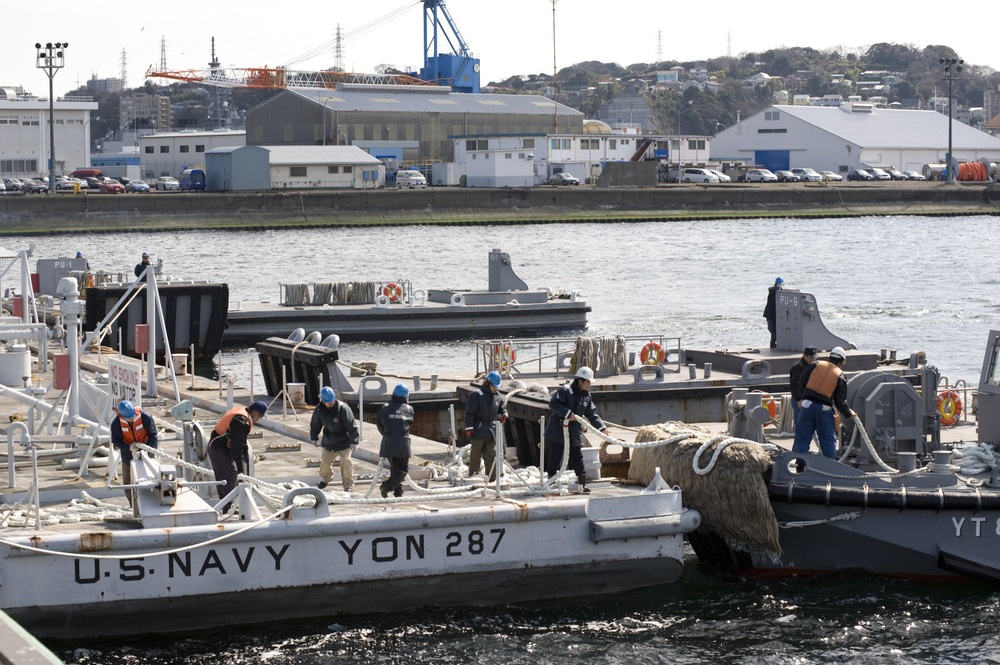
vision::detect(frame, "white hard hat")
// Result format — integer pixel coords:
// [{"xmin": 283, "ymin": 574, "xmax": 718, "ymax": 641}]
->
[
  {"xmin": 830, "ymin": 346, "xmax": 847, "ymax": 360},
  {"xmin": 575, "ymin": 366, "xmax": 595, "ymax": 381}
]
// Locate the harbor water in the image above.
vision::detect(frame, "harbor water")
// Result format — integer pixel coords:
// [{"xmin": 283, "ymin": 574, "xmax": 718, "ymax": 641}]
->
[{"xmin": 9, "ymin": 214, "xmax": 1000, "ymax": 662}]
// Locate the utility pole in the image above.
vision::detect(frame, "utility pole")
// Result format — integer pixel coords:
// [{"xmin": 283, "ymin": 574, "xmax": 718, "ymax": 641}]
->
[
  {"xmin": 940, "ymin": 57, "xmax": 963, "ymax": 183},
  {"xmin": 35, "ymin": 42, "xmax": 68, "ymax": 194}
]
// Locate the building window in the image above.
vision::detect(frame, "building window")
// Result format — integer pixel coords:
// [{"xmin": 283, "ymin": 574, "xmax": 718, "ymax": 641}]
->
[
  {"xmin": 144, "ymin": 146, "xmax": 154, "ymax": 154},
  {"xmin": 764, "ymin": 110, "xmax": 781, "ymax": 121},
  {"xmin": 328, "ymin": 166, "xmax": 340, "ymax": 174},
  {"xmin": 179, "ymin": 145, "xmax": 189, "ymax": 153},
  {"xmin": 757, "ymin": 128, "xmax": 787, "ymax": 134},
  {"xmin": 466, "ymin": 139, "xmax": 477, "ymax": 151},
  {"xmin": 160, "ymin": 146, "xmax": 169, "ymax": 153},
  {"xmin": 561, "ymin": 139, "xmax": 571, "ymax": 150},
  {"xmin": 523, "ymin": 138, "xmax": 535, "ymax": 149},
  {"xmin": 290, "ymin": 166, "xmax": 307, "ymax": 177},
  {"xmin": 195, "ymin": 145, "xmax": 205, "ymax": 153},
  {"xmin": 551, "ymin": 138, "xmax": 560, "ymax": 150},
  {"xmin": 343, "ymin": 166, "xmax": 352, "ymax": 173},
  {"xmin": 609, "ymin": 139, "xmax": 617, "ymax": 150},
  {"xmin": 687, "ymin": 139, "xmax": 706, "ymax": 150},
  {"xmin": 505, "ymin": 153, "xmax": 512, "ymax": 159}
]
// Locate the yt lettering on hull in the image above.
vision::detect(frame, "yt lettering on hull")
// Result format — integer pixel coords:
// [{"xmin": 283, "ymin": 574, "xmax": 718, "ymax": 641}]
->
[
  {"xmin": 74, "ymin": 544, "xmax": 290, "ymax": 584},
  {"xmin": 951, "ymin": 517, "xmax": 1000, "ymax": 538}
]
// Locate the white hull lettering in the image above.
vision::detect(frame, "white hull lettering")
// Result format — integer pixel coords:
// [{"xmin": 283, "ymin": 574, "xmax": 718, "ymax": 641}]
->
[{"xmin": 951, "ymin": 516, "xmax": 990, "ymax": 537}]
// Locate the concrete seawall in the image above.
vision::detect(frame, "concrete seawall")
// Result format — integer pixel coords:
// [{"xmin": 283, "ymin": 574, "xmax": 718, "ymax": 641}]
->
[{"xmin": 1, "ymin": 183, "xmax": 997, "ymax": 234}]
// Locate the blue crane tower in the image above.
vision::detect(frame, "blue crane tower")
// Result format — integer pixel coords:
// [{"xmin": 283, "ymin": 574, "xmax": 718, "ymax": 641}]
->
[{"xmin": 420, "ymin": 0, "xmax": 480, "ymax": 93}]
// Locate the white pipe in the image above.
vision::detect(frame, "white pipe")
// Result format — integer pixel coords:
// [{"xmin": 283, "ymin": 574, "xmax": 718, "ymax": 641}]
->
[
  {"xmin": 7, "ymin": 421, "xmax": 29, "ymax": 488},
  {"xmin": 145, "ymin": 268, "xmax": 157, "ymax": 398}
]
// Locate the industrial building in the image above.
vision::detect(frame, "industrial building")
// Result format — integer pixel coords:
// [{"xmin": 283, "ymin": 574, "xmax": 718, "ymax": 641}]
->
[
  {"xmin": 0, "ymin": 87, "xmax": 98, "ymax": 179},
  {"xmin": 137, "ymin": 129, "xmax": 246, "ymax": 180},
  {"xmin": 245, "ymin": 86, "xmax": 583, "ymax": 165},
  {"xmin": 710, "ymin": 103, "xmax": 1000, "ymax": 174},
  {"xmin": 205, "ymin": 146, "xmax": 270, "ymax": 191},
  {"xmin": 265, "ymin": 145, "xmax": 384, "ymax": 189}
]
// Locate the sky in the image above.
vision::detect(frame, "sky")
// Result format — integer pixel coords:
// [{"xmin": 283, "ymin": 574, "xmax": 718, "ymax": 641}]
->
[{"xmin": 7, "ymin": 1, "xmax": 999, "ymax": 98}]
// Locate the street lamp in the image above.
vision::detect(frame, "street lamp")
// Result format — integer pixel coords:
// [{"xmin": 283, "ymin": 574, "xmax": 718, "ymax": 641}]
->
[
  {"xmin": 35, "ymin": 42, "xmax": 68, "ymax": 194},
  {"xmin": 321, "ymin": 97, "xmax": 337, "ymax": 146},
  {"xmin": 940, "ymin": 57, "xmax": 963, "ymax": 183},
  {"xmin": 675, "ymin": 100, "xmax": 692, "ymax": 183}
]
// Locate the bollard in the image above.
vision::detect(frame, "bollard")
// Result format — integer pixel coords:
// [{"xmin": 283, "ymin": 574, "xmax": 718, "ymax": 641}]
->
[
  {"xmin": 687, "ymin": 363, "xmax": 697, "ymax": 379},
  {"xmin": 430, "ymin": 374, "xmax": 439, "ymax": 390},
  {"xmin": 413, "ymin": 375, "xmax": 422, "ymax": 391},
  {"xmin": 703, "ymin": 362, "xmax": 712, "ymax": 378}
]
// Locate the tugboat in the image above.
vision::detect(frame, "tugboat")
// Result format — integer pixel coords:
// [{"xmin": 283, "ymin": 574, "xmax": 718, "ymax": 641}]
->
[{"xmin": 636, "ymin": 330, "xmax": 1000, "ymax": 583}]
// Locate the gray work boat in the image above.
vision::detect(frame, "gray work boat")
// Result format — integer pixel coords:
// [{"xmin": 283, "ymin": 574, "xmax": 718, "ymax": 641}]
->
[
  {"xmin": 685, "ymin": 330, "xmax": 1000, "ymax": 583},
  {"xmin": 223, "ymin": 248, "xmax": 590, "ymax": 344}
]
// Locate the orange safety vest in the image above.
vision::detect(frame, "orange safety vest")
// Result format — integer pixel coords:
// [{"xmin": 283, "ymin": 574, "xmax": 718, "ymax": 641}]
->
[
  {"xmin": 118, "ymin": 411, "xmax": 149, "ymax": 444},
  {"xmin": 804, "ymin": 361, "xmax": 842, "ymax": 398},
  {"xmin": 213, "ymin": 407, "xmax": 253, "ymax": 439}
]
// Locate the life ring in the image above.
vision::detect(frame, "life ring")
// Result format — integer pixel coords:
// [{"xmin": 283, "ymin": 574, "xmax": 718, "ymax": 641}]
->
[
  {"xmin": 382, "ymin": 282, "xmax": 403, "ymax": 303},
  {"xmin": 937, "ymin": 390, "xmax": 963, "ymax": 426},
  {"xmin": 762, "ymin": 397, "xmax": 777, "ymax": 420},
  {"xmin": 639, "ymin": 341, "xmax": 666, "ymax": 365},
  {"xmin": 492, "ymin": 343, "xmax": 517, "ymax": 372}
]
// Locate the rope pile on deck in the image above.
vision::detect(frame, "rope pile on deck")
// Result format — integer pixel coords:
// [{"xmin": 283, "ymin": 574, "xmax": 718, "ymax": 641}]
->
[{"xmin": 627, "ymin": 422, "xmax": 782, "ymax": 562}]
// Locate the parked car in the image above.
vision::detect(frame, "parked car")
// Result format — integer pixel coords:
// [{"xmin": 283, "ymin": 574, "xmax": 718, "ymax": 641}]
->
[
  {"xmin": 395, "ymin": 170, "xmax": 427, "ymax": 189},
  {"xmin": 125, "ymin": 179, "xmax": 150, "ymax": 193},
  {"xmin": 155, "ymin": 176, "xmax": 180, "ymax": 191},
  {"xmin": 902, "ymin": 170, "xmax": 926, "ymax": 181},
  {"xmin": 84, "ymin": 177, "xmax": 102, "ymax": 190},
  {"xmin": 743, "ymin": 168, "xmax": 778, "ymax": 183},
  {"xmin": 866, "ymin": 168, "xmax": 892, "ymax": 181},
  {"xmin": 707, "ymin": 169, "xmax": 731, "ymax": 183},
  {"xmin": 818, "ymin": 171, "xmax": 844, "ymax": 182},
  {"xmin": 774, "ymin": 170, "xmax": 801, "ymax": 182},
  {"xmin": 884, "ymin": 167, "xmax": 908, "ymax": 180},
  {"xmin": 99, "ymin": 179, "xmax": 125, "ymax": 194},
  {"xmin": 681, "ymin": 168, "xmax": 719, "ymax": 183},
  {"xmin": 22, "ymin": 179, "xmax": 47, "ymax": 193},
  {"xmin": 55, "ymin": 177, "xmax": 79, "ymax": 190},
  {"xmin": 2, "ymin": 178, "xmax": 22, "ymax": 192},
  {"xmin": 847, "ymin": 169, "xmax": 875, "ymax": 181},
  {"xmin": 113, "ymin": 176, "xmax": 131, "ymax": 187},
  {"xmin": 0, "ymin": 181, "xmax": 5, "ymax": 194},
  {"xmin": 547, "ymin": 172, "xmax": 580, "ymax": 186},
  {"xmin": 790, "ymin": 168, "xmax": 822, "ymax": 182}
]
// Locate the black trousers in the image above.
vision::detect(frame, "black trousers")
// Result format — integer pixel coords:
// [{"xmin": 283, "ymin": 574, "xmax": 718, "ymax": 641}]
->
[{"xmin": 380, "ymin": 456, "xmax": 409, "ymax": 496}]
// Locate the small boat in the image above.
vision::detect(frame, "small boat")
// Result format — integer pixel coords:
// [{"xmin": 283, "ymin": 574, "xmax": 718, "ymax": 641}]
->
[
  {"xmin": 661, "ymin": 330, "xmax": 1000, "ymax": 583},
  {"xmin": 223, "ymin": 248, "xmax": 590, "ymax": 344}
]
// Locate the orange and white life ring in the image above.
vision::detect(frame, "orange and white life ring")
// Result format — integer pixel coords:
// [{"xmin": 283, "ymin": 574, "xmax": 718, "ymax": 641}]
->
[
  {"xmin": 639, "ymin": 341, "xmax": 666, "ymax": 365},
  {"xmin": 937, "ymin": 390, "xmax": 963, "ymax": 426},
  {"xmin": 492, "ymin": 343, "xmax": 517, "ymax": 372},
  {"xmin": 762, "ymin": 396, "xmax": 777, "ymax": 420},
  {"xmin": 382, "ymin": 282, "xmax": 403, "ymax": 303}
]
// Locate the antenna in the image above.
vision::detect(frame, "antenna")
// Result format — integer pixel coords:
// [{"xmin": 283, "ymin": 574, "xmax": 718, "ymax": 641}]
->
[
  {"xmin": 333, "ymin": 24, "xmax": 345, "ymax": 72},
  {"xmin": 727, "ymin": 32, "xmax": 732, "ymax": 59},
  {"xmin": 120, "ymin": 48, "xmax": 127, "ymax": 89},
  {"xmin": 657, "ymin": 30, "xmax": 663, "ymax": 64},
  {"xmin": 160, "ymin": 36, "xmax": 167, "ymax": 71}
]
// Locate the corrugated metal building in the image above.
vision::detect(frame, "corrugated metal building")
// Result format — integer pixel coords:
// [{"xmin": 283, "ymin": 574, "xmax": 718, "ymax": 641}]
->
[
  {"xmin": 246, "ymin": 85, "xmax": 583, "ymax": 164},
  {"xmin": 205, "ymin": 146, "xmax": 270, "ymax": 191},
  {"xmin": 266, "ymin": 145, "xmax": 384, "ymax": 189},
  {"xmin": 711, "ymin": 103, "xmax": 1000, "ymax": 174}
]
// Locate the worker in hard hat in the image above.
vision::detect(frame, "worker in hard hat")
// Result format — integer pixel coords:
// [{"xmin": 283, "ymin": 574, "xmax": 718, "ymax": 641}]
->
[
  {"xmin": 376, "ymin": 384, "xmax": 414, "ymax": 498},
  {"xmin": 110, "ymin": 399, "xmax": 158, "ymax": 508},
  {"xmin": 464, "ymin": 371, "xmax": 508, "ymax": 481},
  {"xmin": 310, "ymin": 386, "xmax": 359, "ymax": 491},
  {"xmin": 207, "ymin": 400, "xmax": 268, "ymax": 513},
  {"xmin": 134, "ymin": 252, "xmax": 152, "ymax": 278},
  {"xmin": 763, "ymin": 276, "xmax": 784, "ymax": 349},
  {"xmin": 542, "ymin": 366, "xmax": 608, "ymax": 493},
  {"xmin": 793, "ymin": 347, "xmax": 856, "ymax": 459}
]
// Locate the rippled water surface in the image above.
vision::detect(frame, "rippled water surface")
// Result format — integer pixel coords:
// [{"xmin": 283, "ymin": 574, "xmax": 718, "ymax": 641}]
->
[{"xmin": 12, "ymin": 215, "xmax": 1000, "ymax": 662}]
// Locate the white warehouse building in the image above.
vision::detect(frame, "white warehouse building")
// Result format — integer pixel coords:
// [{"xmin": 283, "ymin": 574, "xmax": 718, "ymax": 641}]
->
[
  {"xmin": 710, "ymin": 103, "xmax": 1000, "ymax": 175},
  {"xmin": 266, "ymin": 145, "xmax": 384, "ymax": 189}
]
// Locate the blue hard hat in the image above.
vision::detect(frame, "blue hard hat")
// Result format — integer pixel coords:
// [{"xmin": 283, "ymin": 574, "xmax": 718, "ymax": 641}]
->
[
  {"xmin": 775, "ymin": 277, "xmax": 784, "ymax": 285},
  {"xmin": 75, "ymin": 251, "xmax": 83, "ymax": 258},
  {"xmin": 250, "ymin": 400, "xmax": 268, "ymax": 416},
  {"xmin": 486, "ymin": 371, "xmax": 501, "ymax": 387},
  {"xmin": 393, "ymin": 384, "xmax": 409, "ymax": 398},
  {"xmin": 320, "ymin": 386, "xmax": 336, "ymax": 403},
  {"xmin": 118, "ymin": 400, "xmax": 136, "ymax": 419}
]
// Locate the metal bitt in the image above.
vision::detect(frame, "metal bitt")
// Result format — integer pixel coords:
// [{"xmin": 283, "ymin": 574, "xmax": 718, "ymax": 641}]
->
[
  {"xmin": 940, "ymin": 57, "xmax": 963, "ymax": 183},
  {"xmin": 35, "ymin": 42, "xmax": 68, "ymax": 194}
]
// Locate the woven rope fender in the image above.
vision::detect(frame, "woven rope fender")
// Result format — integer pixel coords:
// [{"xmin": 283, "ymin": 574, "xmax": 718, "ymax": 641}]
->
[{"xmin": 628, "ymin": 422, "xmax": 782, "ymax": 561}]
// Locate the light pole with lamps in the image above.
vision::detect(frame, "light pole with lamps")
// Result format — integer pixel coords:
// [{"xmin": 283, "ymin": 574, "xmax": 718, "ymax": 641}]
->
[
  {"xmin": 940, "ymin": 57, "xmax": 962, "ymax": 183},
  {"xmin": 36, "ymin": 42, "xmax": 68, "ymax": 194},
  {"xmin": 675, "ymin": 100, "xmax": 692, "ymax": 183}
]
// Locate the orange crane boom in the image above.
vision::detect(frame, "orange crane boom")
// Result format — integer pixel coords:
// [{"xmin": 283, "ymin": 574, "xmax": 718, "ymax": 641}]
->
[{"xmin": 145, "ymin": 65, "xmax": 435, "ymax": 89}]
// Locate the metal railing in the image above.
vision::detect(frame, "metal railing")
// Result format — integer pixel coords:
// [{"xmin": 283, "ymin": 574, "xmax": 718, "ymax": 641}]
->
[{"xmin": 471, "ymin": 334, "xmax": 683, "ymax": 379}]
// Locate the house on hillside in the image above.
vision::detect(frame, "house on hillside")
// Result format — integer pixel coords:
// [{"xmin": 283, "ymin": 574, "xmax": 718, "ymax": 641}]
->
[{"xmin": 710, "ymin": 103, "xmax": 1000, "ymax": 174}]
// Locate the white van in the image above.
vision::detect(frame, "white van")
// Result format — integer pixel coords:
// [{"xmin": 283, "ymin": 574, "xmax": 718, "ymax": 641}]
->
[
  {"xmin": 681, "ymin": 168, "xmax": 719, "ymax": 183},
  {"xmin": 396, "ymin": 170, "xmax": 427, "ymax": 189}
]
